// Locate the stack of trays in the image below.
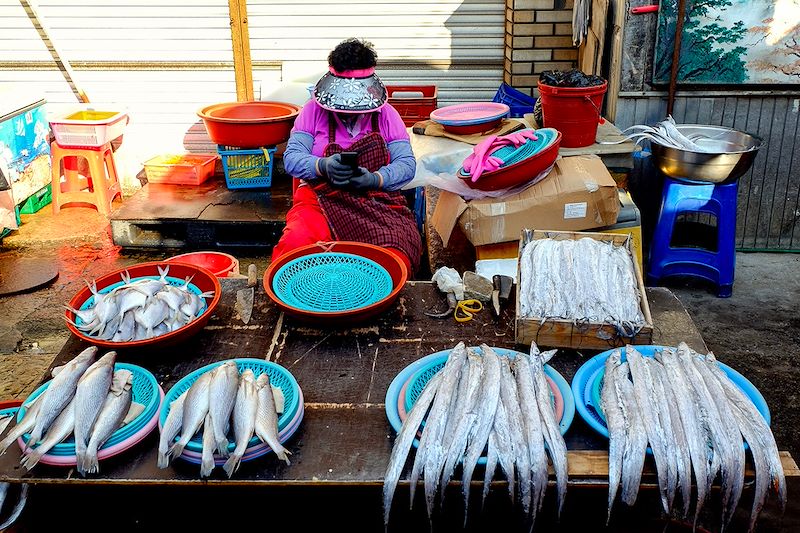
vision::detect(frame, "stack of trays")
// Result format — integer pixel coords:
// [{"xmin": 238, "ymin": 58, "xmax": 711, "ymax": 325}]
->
[
  {"xmin": 159, "ymin": 358, "xmax": 303, "ymax": 466},
  {"xmin": 16, "ymin": 363, "xmax": 163, "ymax": 466}
]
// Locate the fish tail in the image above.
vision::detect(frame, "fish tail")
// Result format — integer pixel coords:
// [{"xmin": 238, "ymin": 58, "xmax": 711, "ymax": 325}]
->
[
  {"xmin": 156, "ymin": 450, "xmax": 170, "ymax": 469},
  {"xmin": 85, "ymin": 448, "xmax": 100, "ymax": 475},
  {"xmin": 275, "ymin": 447, "xmax": 292, "ymax": 466},
  {"xmin": 200, "ymin": 454, "xmax": 215, "ymax": 478},
  {"xmin": 199, "ymin": 291, "xmax": 215, "ymax": 299},
  {"xmin": 222, "ymin": 452, "xmax": 242, "ymax": 478},
  {"xmin": 215, "ymin": 438, "xmax": 230, "ymax": 458},
  {"xmin": 168, "ymin": 438, "xmax": 187, "ymax": 460},
  {"xmin": 20, "ymin": 450, "xmax": 42, "ymax": 471},
  {"xmin": 158, "ymin": 265, "xmax": 169, "ymax": 281}
]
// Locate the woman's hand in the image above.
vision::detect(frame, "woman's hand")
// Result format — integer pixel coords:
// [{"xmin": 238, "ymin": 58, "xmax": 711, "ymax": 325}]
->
[
  {"xmin": 349, "ymin": 168, "xmax": 382, "ymax": 189},
  {"xmin": 317, "ymin": 154, "xmax": 353, "ymax": 187}
]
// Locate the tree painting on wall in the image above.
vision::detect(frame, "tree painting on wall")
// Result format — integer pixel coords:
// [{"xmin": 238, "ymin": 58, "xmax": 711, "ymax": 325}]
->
[{"xmin": 653, "ymin": 0, "xmax": 800, "ymax": 84}]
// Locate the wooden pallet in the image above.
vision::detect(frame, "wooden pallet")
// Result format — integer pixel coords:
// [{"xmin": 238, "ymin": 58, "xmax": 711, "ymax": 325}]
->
[{"xmin": 110, "ymin": 175, "xmax": 290, "ymax": 250}]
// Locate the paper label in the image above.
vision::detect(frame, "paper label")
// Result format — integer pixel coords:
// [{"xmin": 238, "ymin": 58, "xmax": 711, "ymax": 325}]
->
[{"xmin": 564, "ymin": 202, "xmax": 587, "ymax": 219}]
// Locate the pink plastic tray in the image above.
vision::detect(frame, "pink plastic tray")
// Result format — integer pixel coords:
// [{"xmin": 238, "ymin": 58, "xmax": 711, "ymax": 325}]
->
[{"xmin": 430, "ymin": 102, "xmax": 509, "ymax": 126}]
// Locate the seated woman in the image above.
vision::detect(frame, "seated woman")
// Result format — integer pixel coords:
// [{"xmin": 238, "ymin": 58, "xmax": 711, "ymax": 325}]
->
[{"xmin": 272, "ymin": 38, "xmax": 422, "ymax": 274}]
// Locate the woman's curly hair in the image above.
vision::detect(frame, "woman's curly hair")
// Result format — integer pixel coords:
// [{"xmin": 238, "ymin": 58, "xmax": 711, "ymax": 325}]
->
[{"xmin": 328, "ymin": 38, "xmax": 377, "ymax": 71}]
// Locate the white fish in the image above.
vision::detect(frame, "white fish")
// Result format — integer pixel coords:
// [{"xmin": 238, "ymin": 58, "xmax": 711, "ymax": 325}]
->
[
  {"xmin": 439, "ymin": 349, "xmax": 483, "ymax": 502},
  {"xmin": 200, "ymin": 413, "xmax": 216, "ymax": 478},
  {"xmin": 223, "ymin": 370, "xmax": 259, "ymax": 478},
  {"xmin": 74, "ymin": 351, "xmax": 116, "ymax": 476},
  {"xmin": 489, "ymin": 397, "xmax": 516, "ymax": 504},
  {"xmin": 20, "ymin": 398, "xmax": 76, "ymax": 470},
  {"xmin": 702, "ymin": 351, "xmax": 787, "ymax": 530},
  {"xmin": 601, "ymin": 350, "xmax": 624, "ymax": 523},
  {"xmin": 617, "ymin": 369, "xmax": 648, "ymax": 507},
  {"xmin": 383, "ymin": 372, "xmax": 444, "ymax": 527},
  {"xmin": 530, "ymin": 347, "xmax": 568, "ymax": 518},
  {"xmin": 460, "ymin": 345, "xmax": 501, "ymax": 524},
  {"xmin": 134, "ymin": 298, "xmax": 169, "ymax": 338},
  {"xmin": 0, "ymin": 396, "xmax": 43, "ymax": 455},
  {"xmin": 208, "ymin": 361, "xmax": 240, "ymax": 457},
  {"xmin": 255, "ymin": 373, "xmax": 292, "ymax": 465},
  {"xmin": 499, "ymin": 357, "xmax": 530, "ymax": 513},
  {"xmin": 27, "ymin": 347, "xmax": 97, "ymax": 449},
  {"xmin": 0, "ymin": 483, "xmax": 28, "ymax": 531},
  {"xmin": 411, "ymin": 343, "xmax": 465, "ymax": 516},
  {"xmin": 157, "ymin": 391, "xmax": 187, "ymax": 469},
  {"xmin": 169, "ymin": 371, "xmax": 213, "ymax": 460},
  {"xmin": 83, "ymin": 370, "xmax": 133, "ymax": 474}
]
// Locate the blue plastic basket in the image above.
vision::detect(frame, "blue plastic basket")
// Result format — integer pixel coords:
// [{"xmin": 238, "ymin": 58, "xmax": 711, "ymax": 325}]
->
[
  {"xmin": 217, "ymin": 145, "xmax": 275, "ymax": 189},
  {"xmin": 75, "ymin": 275, "xmax": 208, "ymax": 327},
  {"xmin": 272, "ymin": 252, "xmax": 393, "ymax": 313},
  {"xmin": 572, "ymin": 345, "xmax": 771, "ymax": 439},
  {"xmin": 159, "ymin": 358, "xmax": 301, "ymax": 454},
  {"xmin": 492, "ymin": 83, "xmax": 536, "ymax": 118},
  {"xmin": 489, "ymin": 128, "xmax": 559, "ymax": 166},
  {"xmin": 17, "ymin": 363, "xmax": 161, "ymax": 455}
]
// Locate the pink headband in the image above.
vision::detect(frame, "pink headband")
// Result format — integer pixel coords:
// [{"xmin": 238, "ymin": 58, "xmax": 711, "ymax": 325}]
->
[{"xmin": 329, "ymin": 66, "xmax": 376, "ymax": 78}]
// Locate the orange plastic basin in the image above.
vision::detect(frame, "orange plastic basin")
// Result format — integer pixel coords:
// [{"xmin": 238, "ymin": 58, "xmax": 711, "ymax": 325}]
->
[{"xmin": 197, "ymin": 101, "xmax": 301, "ymax": 148}]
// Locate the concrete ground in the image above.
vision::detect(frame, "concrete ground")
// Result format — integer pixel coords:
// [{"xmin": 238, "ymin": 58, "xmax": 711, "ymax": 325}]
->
[{"xmin": 1, "ymin": 208, "xmax": 799, "ymax": 462}]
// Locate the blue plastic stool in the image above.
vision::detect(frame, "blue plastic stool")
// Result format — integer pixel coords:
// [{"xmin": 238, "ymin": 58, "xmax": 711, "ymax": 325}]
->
[{"xmin": 647, "ymin": 178, "xmax": 738, "ymax": 297}]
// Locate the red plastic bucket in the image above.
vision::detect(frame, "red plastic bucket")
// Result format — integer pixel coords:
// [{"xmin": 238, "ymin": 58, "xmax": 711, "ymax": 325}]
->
[
  {"xmin": 165, "ymin": 251, "xmax": 239, "ymax": 278},
  {"xmin": 537, "ymin": 81, "xmax": 607, "ymax": 148}
]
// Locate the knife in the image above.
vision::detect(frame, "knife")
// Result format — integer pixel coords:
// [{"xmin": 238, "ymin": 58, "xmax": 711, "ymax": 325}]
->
[
  {"xmin": 491, "ymin": 274, "xmax": 513, "ymax": 317},
  {"xmin": 235, "ymin": 264, "xmax": 257, "ymax": 324}
]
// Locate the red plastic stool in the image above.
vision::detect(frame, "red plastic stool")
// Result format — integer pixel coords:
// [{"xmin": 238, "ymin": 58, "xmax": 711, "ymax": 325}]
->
[{"xmin": 50, "ymin": 141, "xmax": 122, "ymax": 216}]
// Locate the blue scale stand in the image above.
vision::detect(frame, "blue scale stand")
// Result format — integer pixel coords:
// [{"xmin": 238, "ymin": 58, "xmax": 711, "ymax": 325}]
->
[{"xmin": 647, "ymin": 177, "xmax": 738, "ymax": 297}]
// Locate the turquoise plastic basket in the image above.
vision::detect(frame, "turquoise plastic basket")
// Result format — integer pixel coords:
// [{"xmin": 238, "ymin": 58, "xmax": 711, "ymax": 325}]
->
[
  {"xmin": 17, "ymin": 363, "xmax": 161, "ymax": 455},
  {"xmin": 159, "ymin": 358, "xmax": 300, "ymax": 454},
  {"xmin": 218, "ymin": 145, "xmax": 275, "ymax": 189},
  {"xmin": 489, "ymin": 128, "xmax": 559, "ymax": 166},
  {"xmin": 76, "ymin": 275, "xmax": 208, "ymax": 326},
  {"xmin": 271, "ymin": 252, "xmax": 393, "ymax": 313}
]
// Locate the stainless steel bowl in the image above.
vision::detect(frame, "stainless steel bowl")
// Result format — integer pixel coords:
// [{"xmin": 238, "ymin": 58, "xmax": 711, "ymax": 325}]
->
[{"xmin": 650, "ymin": 124, "xmax": 762, "ymax": 184}]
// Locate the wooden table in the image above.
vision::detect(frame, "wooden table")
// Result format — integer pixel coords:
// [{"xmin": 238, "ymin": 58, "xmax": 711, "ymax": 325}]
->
[{"xmin": 0, "ymin": 280, "xmax": 795, "ymax": 531}]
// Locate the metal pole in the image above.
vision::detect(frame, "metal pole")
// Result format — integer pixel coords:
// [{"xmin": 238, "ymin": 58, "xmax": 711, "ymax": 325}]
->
[{"xmin": 667, "ymin": 0, "xmax": 688, "ymax": 115}]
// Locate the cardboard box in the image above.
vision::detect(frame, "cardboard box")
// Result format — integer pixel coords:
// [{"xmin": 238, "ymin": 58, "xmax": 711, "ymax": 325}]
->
[
  {"xmin": 431, "ymin": 155, "xmax": 620, "ymax": 247},
  {"xmin": 515, "ymin": 229, "xmax": 653, "ymax": 350}
]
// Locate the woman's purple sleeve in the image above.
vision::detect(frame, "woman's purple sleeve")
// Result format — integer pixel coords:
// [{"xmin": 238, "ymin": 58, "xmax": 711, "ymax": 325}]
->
[{"xmin": 282, "ymin": 103, "xmax": 321, "ymax": 180}]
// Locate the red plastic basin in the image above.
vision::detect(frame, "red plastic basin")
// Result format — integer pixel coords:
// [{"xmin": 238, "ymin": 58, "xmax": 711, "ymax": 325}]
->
[
  {"xmin": 197, "ymin": 101, "xmax": 301, "ymax": 148},
  {"xmin": 165, "ymin": 252, "xmax": 239, "ymax": 278},
  {"xmin": 64, "ymin": 261, "xmax": 221, "ymax": 349},
  {"xmin": 264, "ymin": 242, "xmax": 407, "ymax": 325},
  {"xmin": 459, "ymin": 130, "xmax": 562, "ymax": 191}
]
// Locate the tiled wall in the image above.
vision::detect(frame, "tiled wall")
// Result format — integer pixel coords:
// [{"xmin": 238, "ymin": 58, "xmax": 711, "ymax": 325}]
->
[{"xmin": 504, "ymin": 0, "xmax": 577, "ymax": 96}]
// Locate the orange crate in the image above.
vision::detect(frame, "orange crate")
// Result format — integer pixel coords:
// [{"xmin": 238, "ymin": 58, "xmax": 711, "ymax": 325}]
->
[
  {"xmin": 143, "ymin": 154, "xmax": 218, "ymax": 185},
  {"xmin": 386, "ymin": 85, "xmax": 437, "ymax": 126}
]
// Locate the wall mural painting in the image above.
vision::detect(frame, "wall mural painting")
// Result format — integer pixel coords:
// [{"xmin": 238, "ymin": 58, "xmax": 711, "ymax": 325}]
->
[{"xmin": 653, "ymin": 0, "xmax": 800, "ymax": 84}]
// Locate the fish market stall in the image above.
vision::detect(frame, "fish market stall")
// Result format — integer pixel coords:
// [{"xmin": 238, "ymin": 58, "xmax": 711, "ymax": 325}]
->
[{"xmin": 0, "ymin": 275, "xmax": 795, "ymax": 531}]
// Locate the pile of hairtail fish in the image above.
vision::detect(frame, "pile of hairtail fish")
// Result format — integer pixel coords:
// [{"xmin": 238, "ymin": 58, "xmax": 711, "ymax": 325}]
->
[
  {"xmin": 620, "ymin": 115, "xmax": 759, "ymax": 153},
  {"xmin": 383, "ymin": 342, "xmax": 567, "ymax": 527},
  {"xmin": 0, "ymin": 347, "xmax": 144, "ymax": 476},
  {"xmin": 519, "ymin": 237, "xmax": 645, "ymax": 330},
  {"xmin": 602, "ymin": 343, "xmax": 786, "ymax": 532},
  {"xmin": 157, "ymin": 361, "xmax": 291, "ymax": 478},
  {"xmin": 65, "ymin": 265, "xmax": 215, "ymax": 342}
]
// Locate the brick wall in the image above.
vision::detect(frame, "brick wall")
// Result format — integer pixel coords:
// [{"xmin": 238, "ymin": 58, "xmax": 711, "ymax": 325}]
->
[{"xmin": 504, "ymin": 0, "xmax": 577, "ymax": 97}]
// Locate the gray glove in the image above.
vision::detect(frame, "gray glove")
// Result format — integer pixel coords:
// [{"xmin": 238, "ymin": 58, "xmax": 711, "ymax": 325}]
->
[
  {"xmin": 318, "ymin": 154, "xmax": 353, "ymax": 187},
  {"xmin": 349, "ymin": 168, "xmax": 381, "ymax": 190}
]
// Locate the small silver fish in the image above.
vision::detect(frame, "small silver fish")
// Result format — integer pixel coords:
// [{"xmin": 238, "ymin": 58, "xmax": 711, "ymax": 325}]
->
[
  {"xmin": 20, "ymin": 398, "xmax": 76, "ymax": 470},
  {"xmin": 223, "ymin": 370, "xmax": 259, "ymax": 478},
  {"xmin": 157, "ymin": 391, "xmax": 187, "ymax": 469},
  {"xmin": 208, "ymin": 361, "xmax": 240, "ymax": 457},
  {"xmin": 0, "ymin": 396, "xmax": 43, "ymax": 456},
  {"xmin": 74, "ymin": 351, "xmax": 116, "ymax": 476},
  {"xmin": 200, "ymin": 413, "xmax": 216, "ymax": 478},
  {"xmin": 617, "ymin": 369, "xmax": 648, "ymax": 507},
  {"xmin": 169, "ymin": 371, "xmax": 213, "ymax": 460},
  {"xmin": 255, "ymin": 373, "xmax": 292, "ymax": 465},
  {"xmin": 27, "ymin": 346, "xmax": 97, "ymax": 449},
  {"xmin": 83, "ymin": 369, "xmax": 133, "ymax": 474},
  {"xmin": 601, "ymin": 350, "xmax": 624, "ymax": 523}
]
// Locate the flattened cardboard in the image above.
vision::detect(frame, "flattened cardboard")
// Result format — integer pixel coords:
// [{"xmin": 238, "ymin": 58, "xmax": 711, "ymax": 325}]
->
[{"xmin": 431, "ymin": 155, "xmax": 619, "ymax": 247}]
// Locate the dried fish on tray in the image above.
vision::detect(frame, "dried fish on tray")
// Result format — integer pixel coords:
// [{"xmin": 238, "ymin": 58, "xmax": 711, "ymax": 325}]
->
[
  {"xmin": 516, "ymin": 229, "xmax": 653, "ymax": 349},
  {"xmin": 575, "ymin": 344, "xmax": 786, "ymax": 532},
  {"xmin": 383, "ymin": 342, "xmax": 575, "ymax": 528}
]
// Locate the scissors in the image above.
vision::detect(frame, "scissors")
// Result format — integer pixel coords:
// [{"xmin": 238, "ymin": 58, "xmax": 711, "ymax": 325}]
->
[{"xmin": 454, "ymin": 299, "xmax": 483, "ymax": 323}]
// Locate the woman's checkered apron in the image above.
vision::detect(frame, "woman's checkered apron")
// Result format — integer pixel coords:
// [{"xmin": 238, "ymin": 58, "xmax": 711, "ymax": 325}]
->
[{"xmin": 310, "ymin": 112, "xmax": 422, "ymax": 272}]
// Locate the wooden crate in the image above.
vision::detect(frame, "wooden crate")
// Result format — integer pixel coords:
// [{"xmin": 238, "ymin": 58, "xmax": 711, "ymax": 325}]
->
[{"xmin": 515, "ymin": 229, "xmax": 654, "ymax": 349}]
